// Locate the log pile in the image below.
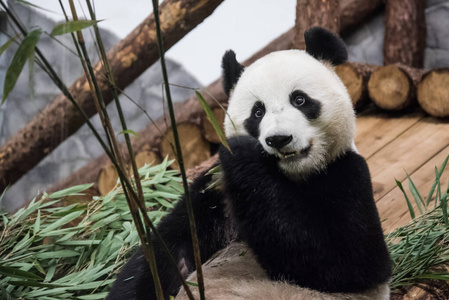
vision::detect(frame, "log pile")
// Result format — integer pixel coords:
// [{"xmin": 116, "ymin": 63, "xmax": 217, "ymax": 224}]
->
[{"xmin": 335, "ymin": 63, "xmax": 449, "ymax": 116}]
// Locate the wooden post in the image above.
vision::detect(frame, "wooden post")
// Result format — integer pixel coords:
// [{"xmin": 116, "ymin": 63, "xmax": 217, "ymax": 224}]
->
[
  {"xmin": 294, "ymin": 0, "xmax": 340, "ymax": 49},
  {"xmin": 383, "ymin": 0, "xmax": 427, "ymax": 68}
]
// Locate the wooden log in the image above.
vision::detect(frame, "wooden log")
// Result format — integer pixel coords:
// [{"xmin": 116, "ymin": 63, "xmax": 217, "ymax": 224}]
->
[
  {"xmin": 367, "ymin": 64, "xmax": 425, "ymax": 111},
  {"xmin": 383, "ymin": 0, "xmax": 426, "ymax": 68},
  {"xmin": 0, "ymin": 0, "xmax": 224, "ymax": 195},
  {"xmin": 46, "ymin": 0, "xmax": 385, "ymax": 198},
  {"xmin": 160, "ymin": 123, "xmax": 210, "ymax": 170},
  {"xmin": 294, "ymin": 0, "xmax": 340, "ymax": 49},
  {"xmin": 335, "ymin": 62, "xmax": 377, "ymax": 111},
  {"xmin": 98, "ymin": 164, "xmax": 119, "ymax": 196},
  {"xmin": 201, "ymin": 108, "xmax": 226, "ymax": 144},
  {"xmin": 133, "ymin": 149, "xmax": 162, "ymax": 169},
  {"xmin": 417, "ymin": 68, "xmax": 449, "ymax": 118},
  {"xmin": 339, "ymin": 0, "xmax": 384, "ymax": 36}
]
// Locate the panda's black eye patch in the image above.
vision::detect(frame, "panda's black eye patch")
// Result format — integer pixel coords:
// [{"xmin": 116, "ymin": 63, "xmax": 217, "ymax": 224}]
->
[
  {"xmin": 289, "ymin": 90, "xmax": 321, "ymax": 120},
  {"xmin": 244, "ymin": 101, "xmax": 265, "ymax": 138}
]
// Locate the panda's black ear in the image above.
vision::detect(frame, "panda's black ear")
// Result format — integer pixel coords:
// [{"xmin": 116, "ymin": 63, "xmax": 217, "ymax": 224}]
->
[
  {"xmin": 304, "ymin": 27, "xmax": 348, "ymax": 66},
  {"xmin": 222, "ymin": 50, "xmax": 245, "ymax": 96}
]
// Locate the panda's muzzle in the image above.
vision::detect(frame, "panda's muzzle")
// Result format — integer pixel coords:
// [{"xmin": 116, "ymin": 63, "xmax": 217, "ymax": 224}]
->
[{"xmin": 265, "ymin": 135, "xmax": 293, "ymax": 150}]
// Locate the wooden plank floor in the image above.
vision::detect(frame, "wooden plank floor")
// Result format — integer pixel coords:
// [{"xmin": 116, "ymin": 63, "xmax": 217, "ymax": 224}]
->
[{"xmin": 355, "ymin": 108, "xmax": 449, "ymax": 233}]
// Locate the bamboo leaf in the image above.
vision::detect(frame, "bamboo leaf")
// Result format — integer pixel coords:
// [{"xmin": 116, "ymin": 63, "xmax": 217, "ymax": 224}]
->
[
  {"xmin": 427, "ymin": 155, "xmax": 449, "ymax": 205},
  {"xmin": 0, "ymin": 35, "xmax": 18, "ymax": 56},
  {"xmin": 0, "ymin": 265, "xmax": 43, "ymax": 280},
  {"xmin": 406, "ymin": 173, "xmax": 424, "ymax": 214},
  {"xmin": 50, "ymin": 20, "xmax": 102, "ymax": 36},
  {"xmin": 40, "ymin": 210, "xmax": 84, "ymax": 233},
  {"xmin": 119, "ymin": 129, "xmax": 139, "ymax": 138},
  {"xmin": 2, "ymin": 29, "xmax": 41, "ymax": 104},
  {"xmin": 33, "ymin": 209, "xmax": 41, "ymax": 235},
  {"xmin": 186, "ymin": 281, "xmax": 198, "ymax": 287},
  {"xmin": 49, "ymin": 183, "xmax": 93, "ymax": 199},
  {"xmin": 196, "ymin": 91, "xmax": 231, "ymax": 152},
  {"xmin": 35, "ymin": 250, "xmax": 80, "ymax": 260},
  {"xmin": 396, "ymin": 179, "xmax": 415, "ymax": 219}
]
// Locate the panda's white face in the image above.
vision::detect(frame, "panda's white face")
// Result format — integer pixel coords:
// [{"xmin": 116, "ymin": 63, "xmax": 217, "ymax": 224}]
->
[{"xmin": 224, "ymin": 50, "xmax": 356, "ymax": 180}]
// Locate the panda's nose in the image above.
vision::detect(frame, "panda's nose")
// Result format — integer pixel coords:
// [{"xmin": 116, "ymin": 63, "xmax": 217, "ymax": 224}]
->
[{"xmin": 265, "ymin": 135, "xmax": 293, "ymax": 150}]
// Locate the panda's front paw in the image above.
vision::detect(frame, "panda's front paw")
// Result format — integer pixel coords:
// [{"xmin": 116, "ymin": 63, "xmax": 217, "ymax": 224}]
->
[
  {"xmin": 219, "ymin": 136, "xmax": 276, "ymax": 171},
  {"xmin": 219, "ymin": 136, "xmax": 263, "ymax": 161}
]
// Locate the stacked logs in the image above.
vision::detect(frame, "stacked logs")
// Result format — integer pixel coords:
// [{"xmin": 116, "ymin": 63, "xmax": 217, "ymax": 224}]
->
[
  {"xmin": 335, "ymin": 63, "xmax": 449, "ymax": 117},
  {"xmin": 97, "ymin": 107, "xmax": 226, "ymax": 195}
]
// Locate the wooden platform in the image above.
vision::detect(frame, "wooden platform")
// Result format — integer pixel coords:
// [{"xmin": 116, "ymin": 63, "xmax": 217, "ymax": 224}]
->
[{"xmin": 355, "ymin": 108, "xmax": 449, "ymax": 233}]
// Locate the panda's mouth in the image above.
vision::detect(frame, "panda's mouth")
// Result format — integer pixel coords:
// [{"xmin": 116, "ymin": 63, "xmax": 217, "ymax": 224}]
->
[{"xmin": 278, "ymin": 143, "xmax": 312, "ymax": 160}]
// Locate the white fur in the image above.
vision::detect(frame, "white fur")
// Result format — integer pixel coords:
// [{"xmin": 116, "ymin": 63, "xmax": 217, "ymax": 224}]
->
[
  {"xmin": 175, "ymin": 242, "xmax": 390, "ymax": 300},
  {"xmin": 224, "ymin": 50, "xmax": 356, "ymax": 180}
]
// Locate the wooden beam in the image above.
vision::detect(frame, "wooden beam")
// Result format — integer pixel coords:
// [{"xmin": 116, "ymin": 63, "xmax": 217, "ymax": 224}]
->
[
  {"xmin": 383, "ymin": 0, "xmax": 427, "ymax": 67},
  {"xmin": 294, "ymin": 0, "xmax": 340, "ymax": 49}
]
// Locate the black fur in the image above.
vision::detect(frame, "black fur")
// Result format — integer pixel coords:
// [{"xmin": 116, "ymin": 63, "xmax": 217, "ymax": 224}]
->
[
  {"xmin": 106, "ymin": 168, "xmax": 233, "ymax": 300},
  {"xmin": 219, "ymin": 136, "xmax": 391, "ymax": 293},
  {"xmin": 289, "ymin": 90, "xmax": 322, "ymax": 120},
  {"xmin": 304, "ymin": 27, "xmax": 348, "ymax": 66},
  {"xmin": 244, "ymin": 101, "xmax": 265, "ymax": 138},
  {"xmin": 107, "ymin": 32, "xmax": 390, "ymax": 298},
  {"xmin": 222, "ymin": 50, "xmax": 245, "ymax": 96},
  {"xmin": 108, "ymin": 136, "xmax": 391, "ymax": 299}
]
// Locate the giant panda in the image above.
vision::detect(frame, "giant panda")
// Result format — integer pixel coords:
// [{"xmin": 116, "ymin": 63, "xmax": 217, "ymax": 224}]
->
[{"xmin": 106, "ymin": 27, "xmax": 391, "ymax": 300}]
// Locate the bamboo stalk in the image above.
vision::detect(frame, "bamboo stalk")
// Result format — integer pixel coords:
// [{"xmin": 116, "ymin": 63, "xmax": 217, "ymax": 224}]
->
[{"xmin": 151, "ymin": 0, "xmax": 205, "ymax": 299}]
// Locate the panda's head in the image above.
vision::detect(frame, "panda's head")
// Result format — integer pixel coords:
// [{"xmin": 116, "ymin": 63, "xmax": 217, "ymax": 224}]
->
[{"xmin": 222, "ymin": 27, "xmax": 356, "ymax": 181}]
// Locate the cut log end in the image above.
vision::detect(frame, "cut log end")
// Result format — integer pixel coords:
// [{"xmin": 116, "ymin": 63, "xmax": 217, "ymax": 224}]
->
[
  {"xmin": 98, "ymin": 164, "xmax": 119, "ymax": 196},
  {"xmin": 417, "ymin": 69, "xmax": 449, "ymax": 118},
  {"xmin": 201, "ymin": 108, "xmax": 226, "ymax": 144},
  {"xmin": 335, "ymin": 62, "xmax": 376, "ymax": 111},
  {"xmin": 336, "ymin": 63, "xmax": 364, "ymax": 106},
  {"xmin": 134, "ymin": 150, "xmax": 162, "ymax": 169},
  {"xmin": 368, "ymin": 65, "xmax": 414, "ymax": 111},
  {"xmin": 160, "ymin": 123, "xmax": 211, "ymax": 170}
]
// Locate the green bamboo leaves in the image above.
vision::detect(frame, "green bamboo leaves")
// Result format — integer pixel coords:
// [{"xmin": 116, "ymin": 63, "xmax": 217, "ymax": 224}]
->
[
  {"xmin": 388, "ymin": 155, "xmax": 449, "ymax": 290},
  {"xmin": 196, "ymin": 91, "xmax": 231, "ymax": 152},
  {"xmin": 50, "ymin": 20, "xmax": 102, "ymax": 36},
  {"xmin": 2, "ymin": 29, "xmax": 41, "ymax": 104},
  {"xmin": 0, "ymin": 161, "xmax": 181, "ymax": 299}
]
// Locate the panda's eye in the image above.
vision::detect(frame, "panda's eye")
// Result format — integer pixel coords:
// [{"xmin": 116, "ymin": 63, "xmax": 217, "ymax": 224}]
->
[
  {"xmin": 293, "ymin": 95, "xmax": 306, "ymax": 107},
  {"xmin": 254, "ymin": 108, "xmax": 264, "ymax": 118}
]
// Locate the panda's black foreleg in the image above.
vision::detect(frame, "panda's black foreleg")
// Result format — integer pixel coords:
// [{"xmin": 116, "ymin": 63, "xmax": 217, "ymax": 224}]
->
[{"xmin": 106, "ymin": 168, "xmax": 230, "ymax": 300}]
